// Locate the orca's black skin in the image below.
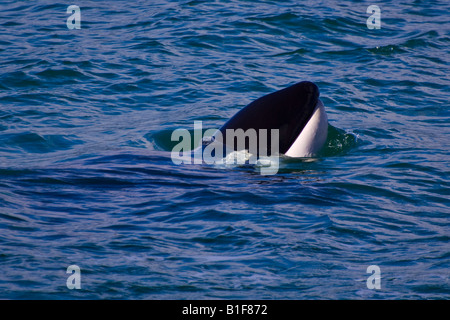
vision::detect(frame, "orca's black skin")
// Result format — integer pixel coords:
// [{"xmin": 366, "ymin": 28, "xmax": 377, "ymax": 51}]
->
[{"xmin": 217, "ymin": 81, "xmax": 319, "ymax": 156}]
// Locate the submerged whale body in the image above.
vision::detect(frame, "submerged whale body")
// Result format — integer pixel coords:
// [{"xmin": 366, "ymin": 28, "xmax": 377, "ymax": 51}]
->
[{"xmin": 211, "ymin": 81, "xmax": 328, "ymax": 158}]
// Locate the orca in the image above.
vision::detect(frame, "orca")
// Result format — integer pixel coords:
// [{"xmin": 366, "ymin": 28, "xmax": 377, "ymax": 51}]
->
[{"xmin": 212, "ymin": 81, "xmax": 328, "ymax": 158}]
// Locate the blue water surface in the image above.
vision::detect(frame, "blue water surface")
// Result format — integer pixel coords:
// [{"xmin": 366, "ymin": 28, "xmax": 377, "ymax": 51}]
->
[{"xmin": 0, "ymin": 0, "xmax": 449, "ymax": 299}]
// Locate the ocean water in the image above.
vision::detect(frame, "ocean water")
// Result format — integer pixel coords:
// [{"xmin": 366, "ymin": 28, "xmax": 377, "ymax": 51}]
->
[{"xmin": 0, "ymin": 0, "xmax": 449, "ymax": 300}]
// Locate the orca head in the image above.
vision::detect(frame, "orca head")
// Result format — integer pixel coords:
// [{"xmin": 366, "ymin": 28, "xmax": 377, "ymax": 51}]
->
[{"xmin": 217, "ymin": 81, "xmax": 328, "ymax": 158}]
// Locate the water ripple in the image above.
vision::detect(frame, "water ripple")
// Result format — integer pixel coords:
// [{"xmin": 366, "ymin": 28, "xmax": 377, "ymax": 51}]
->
[{"xmin": 0, "ymin": 0, "xmax": 449, "ymax": 299}]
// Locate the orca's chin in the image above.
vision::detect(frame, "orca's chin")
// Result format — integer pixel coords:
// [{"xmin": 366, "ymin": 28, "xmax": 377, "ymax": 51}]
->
[{"xmin": 284, "ymin": 99, "xmax": 328, "ymax": 158}]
